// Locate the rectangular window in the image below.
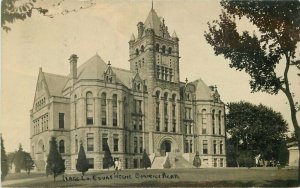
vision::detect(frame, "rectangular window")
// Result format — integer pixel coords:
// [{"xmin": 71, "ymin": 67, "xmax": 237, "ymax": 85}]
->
[
  {"xmin": 75, "ymin": 135, "xmax": 78, "ymax": 153},
  {"xmin": 220, "ymin": 158, "xmax": 224, "ymax": 167},
  {"xmin": 133, "ymin": 99, "xmax": 137, "ymax": 113},
  {"xmin": 184, "ymin": 140, "xmax": 189, "ymax": 153},
  {"xmin": 133, "ymin": 119, "xmax": 137, "ymax": 130},
  {"xmin": 164, "ymin": 103, "xmax": 168, "ymax": 116},
  {"xmin": 214, "ymin": 158, "xmax": 217, "ymax": 167},
  {"xmin": 139, "ymin": 137, "xmax": 143, "ymax": 153},
  {"xmin": 102, "ymin": 134, "xmax": 108, "ymax": 151},
  {"xmin": 220, "ymin": 141, "xmax": 223, "ymax": 155},
  {"xmin": 101, "ymin": 108, "xmax": 106, "ymax": 126},
  {"xmin": 202, "ymin": 123, "xmax": 207, "ymax": 134},
  {"xmin": 87, "ymin": 133, "xmax": 94, "ymax": 151},
  {"xmin": 164, "ymin": 121, "xmax": 168, "ymax": 132},
  {"xmin": 173, "ymin": 122, "xmax": 176, "ymax": 132},
  {"xmin": 134, "ymin": 137, "xmax": 138, "ymax": 153},
  {"xmin": 213, "ymin": 140, "xmax": 217, "ymax": 154},
  {"xmin": 124, "ymin": 135, "xmax": 128, "ymax": 153},
  {"xmin": 59, "ymin": 113, "xmax": 64, "ymax": 129},
  {"xmin": 125, "ymin": 158, "xmax": 128, "ymax": 169},
  {"xmin": 203, "ymin": 140, "xmax": 208, "ymax": 154},
  {"xmin": 156, "ymin": 102, "xmax": 160, "ymax": 116},
  {"xmin": 156, "ymin": 119, "xmax": 160, "ymax": 131},
  {"xmin": 113, "ymin": 112, "xmax": 117, "ymax": 126},
  {"xmin": 139, "ymin": 120, "xmax": 142, "ymax": 131},
  {"xmin": 172, "ymin": 104, "xmax": 176, "ymax": 117},
  {"xmin": 133, "ymin": 159, "xmax": 138, "ymax": 168},
  {"xmin": 189, "ymin": 140, "xmax": 193, "ymax": 153},
  {"xmin": 138, "ymin": 100, "xmax": 142, "ymax": 113},
  {"xmin": 113, "ymin": 137, "xmax": 119, "ymax": 152},
  {"xmin": 87, "ymin": 158, "xmax": 94, "ymax": 169}
]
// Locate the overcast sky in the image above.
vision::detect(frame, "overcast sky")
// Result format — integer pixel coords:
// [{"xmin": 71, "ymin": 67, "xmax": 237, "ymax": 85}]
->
[{"xmin": 1, "ymin": 0, "xmax": 299, "ymax": 152}]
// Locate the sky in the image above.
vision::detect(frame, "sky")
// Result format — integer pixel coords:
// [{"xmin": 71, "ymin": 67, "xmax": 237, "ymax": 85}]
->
[{"xmin": 1, "ymin": 0, "xmax": 300, "ymax": 153}]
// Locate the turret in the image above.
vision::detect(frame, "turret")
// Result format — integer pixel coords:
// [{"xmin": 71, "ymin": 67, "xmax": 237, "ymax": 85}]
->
[{"xmin": 137, "ymin": 22, "xmax": 144, "ymax": 38}]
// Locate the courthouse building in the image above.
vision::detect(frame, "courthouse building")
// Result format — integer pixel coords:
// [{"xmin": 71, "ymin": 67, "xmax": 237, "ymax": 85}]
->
[{"xmin": 30, "ymin": 7, "xmax": 226, "ymax": 170}]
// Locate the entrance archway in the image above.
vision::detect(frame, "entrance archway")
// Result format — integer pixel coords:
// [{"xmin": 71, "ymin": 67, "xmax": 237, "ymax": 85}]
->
[{"xmin": 160, "ymin": 140, "xmax": 172, "ymax": 156}]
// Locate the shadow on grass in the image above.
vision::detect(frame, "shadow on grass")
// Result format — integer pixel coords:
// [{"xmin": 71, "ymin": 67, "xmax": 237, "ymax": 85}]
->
[{"xmin": 261, "ymin": 179, "xmax": 298, "ymax": 187}]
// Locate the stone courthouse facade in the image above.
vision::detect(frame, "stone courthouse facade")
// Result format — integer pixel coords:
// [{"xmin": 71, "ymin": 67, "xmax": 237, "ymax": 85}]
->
[{"xmin": 30, "ymin": 7, "xmax": 226, "ymax": 170}]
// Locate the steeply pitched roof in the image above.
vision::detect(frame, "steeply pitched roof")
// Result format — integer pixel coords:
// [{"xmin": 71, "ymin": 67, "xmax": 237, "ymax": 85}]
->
[
  {"xmin": 191, "ymin": 78, "xmax": 213, "ymax": 100},
  {"xmin": 63, "ymin": 54, "xmax": 134, "ymax": 90},
  {"xmin": 144, "ymin": 9, "xmax": 170, "ymax": 38},
  {"xmin": 43, "ymin": 72, "xmax": 69, "ymax": 97}
]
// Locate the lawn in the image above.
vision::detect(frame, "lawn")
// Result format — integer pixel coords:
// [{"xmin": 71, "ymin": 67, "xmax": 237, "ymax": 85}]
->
[{"xmin": 1, "ymin": 168, "xmax": 298, "ymax": 187}]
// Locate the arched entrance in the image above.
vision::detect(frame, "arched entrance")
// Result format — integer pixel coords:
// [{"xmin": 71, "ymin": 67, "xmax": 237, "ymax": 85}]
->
[{"xmin": 160, "ymin": 140, "xmax": 172, "ymax": 156}]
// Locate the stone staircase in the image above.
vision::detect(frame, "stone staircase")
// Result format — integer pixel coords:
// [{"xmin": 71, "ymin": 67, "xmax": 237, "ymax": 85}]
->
[
  {"xmin": 151, "ymin": 156, "xmax": 167, "ymax": 169},
  {"xmin": 174, "ymin": 155, "xmax": 194, "ymax": 168}
]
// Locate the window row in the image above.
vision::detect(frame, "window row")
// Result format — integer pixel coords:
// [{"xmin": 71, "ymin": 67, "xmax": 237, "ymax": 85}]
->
[
  {"xmin": 156, "ymin": 118, "xmax": 176, "ymax": 132},
  {"xmin": 33, "ymin": 113, "xmax": 49, "ymax": 134},
  {"xmin": 35, "ymin": 97, "xmax": 46, "ymax": 111},
  {"xmin": 202, "ymin": 109, "xmax": 223, "ymax": 135},
  {"xmin": 156, "ymin": 65, "xmax": 173, "ymax": 81},
  {"xmin": 155, "ymin": 44, "xmax": 172, "ymax": 54},
  {"xmin": 155, "ymin": 91, "xmax": 177, "ymax": 101},
  {"xmin": 202, "ymin": 158, "xmax": 225, "ymax": 167},
  {"xmin": 202, "ymin": 140, "xmax": 224, "ymax": 155}
]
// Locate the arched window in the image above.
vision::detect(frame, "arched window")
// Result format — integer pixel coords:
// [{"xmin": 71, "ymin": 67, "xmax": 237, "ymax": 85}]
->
[
  {"xmin": 164, "ymin": 92, "xmax": 168, "ymax": 101},
  {"xmin": 155, "ymin": 44, "xmax": 160, "ymax": 52},
  {"xmin": 156, "ymin": 90, "xmax": 160, "ymax": 99},
  {"xmin": 162, "ymin": 45, "xmax": 166, "ymax": 54},
  {"xmin": 168, "ymin": 47, "xmax": 172, "ymax": 54},
  {"xmin": 86, "ymin": 92, "xmax": 94, "ymax": 125},
  {"xmin": 59, "ymin": 140, "xmax": 65, "ymax": 153},
  {"xmin": 172, "ymin": 94, "xmax": 176, "ymax": 101},
  {"xmin": 141, "ymin": 45, "xmax": 144, "ymax": 52},
  {"xmin": 218, "ymin": 110, "xmax": 222, "ymax": 135},
  {"xmin": 202, "ymin": 109, "xmax": 207, "ymax": 134},
  {"xmin": 112, "ymin": 94, "xmax": 118, "ymax": 127},
  {"xmin": 136, "ymin": 48, "xmax": 139, "ymax": 55},
  {"xmin": 212, "ymin": 109, "xmax": 215, "ymax": 134},
  {"xmin": 101, "ymin": 93, "xmax": 107, "ymax": 126}
]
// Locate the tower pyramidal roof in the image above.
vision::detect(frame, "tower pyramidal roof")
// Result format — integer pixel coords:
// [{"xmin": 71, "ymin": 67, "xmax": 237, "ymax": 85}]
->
[{"xmin": 144, "ymin": 8, "xmax": 170, "ymax": 38}]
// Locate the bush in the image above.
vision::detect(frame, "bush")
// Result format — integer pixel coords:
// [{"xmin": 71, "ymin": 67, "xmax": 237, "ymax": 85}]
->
[
  {"xmin": 141, "ymin": 149, "xmax": 151, "ymax": 169},
  {"xmin": 193, "ymin": 151, "xmax": 201, "ymax": 168},
  {"xmin": 76, "ymin": 144, "xmax": 89, "ymax": 175},
  {"xmin": 237, "ymin": 151, "xmax": 255, "ymax": 168}
]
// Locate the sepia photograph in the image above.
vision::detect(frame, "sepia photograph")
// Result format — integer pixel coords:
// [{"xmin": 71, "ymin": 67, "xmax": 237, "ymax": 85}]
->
[{"xmin": 1, "ymin": 0, "xmax": 300, "ymax": 187}]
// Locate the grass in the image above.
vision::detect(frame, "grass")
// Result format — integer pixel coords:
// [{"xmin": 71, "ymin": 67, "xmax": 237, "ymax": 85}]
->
[{"xmin": 1, "ymin": 168, "xmax": 298, "ymax": 187}]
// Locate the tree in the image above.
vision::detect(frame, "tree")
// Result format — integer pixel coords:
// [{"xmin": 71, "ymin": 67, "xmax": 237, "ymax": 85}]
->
[
  {"xmin": 1, "ymin": 137, "xmax": 9, "ymax": 181},
  {"xmin": 14, "ymin": 144, "xmax": 25, "ymax": 173},
  {"xmin": 141, "ymin": 149, "xmax": 151, "ymax": 169},
  {"xmin": 237, "ymin": 150, "xmax": 255, "ymax": 169},
  {"xmin": 204, "ymin": 0, "xmax": 300, "ymax": 181},
  {"xmin": 1, "ymin": 0, "xmax": 96, "ymax": 32},
  {"xmin": 46, "ymin": 137, "xmax": 65, "ymax": 181},
  {"xmin": 7, "ymin": 152, "xmax": 16, "ymax": 172},
  {"xmin": 76, "ymin": 143, "xmax": 89, "ymax": 175},
  {"xmin": 163, "ymin": 156, "xmax": 171, "ymax": 169},
  {"xmin": 226, "ymin": 102, "xmax": 288, "ymax": 164},
  {"xmin": 23, "ymin": 152, "xmax": 34, "ymax": 175},
  {"xmin": 102, "ymin": 143, "xmax": 114, "ymax": 169},
  {"xmin": 193, "ymin": 151, "xmax": 201, "ymax": 168}
]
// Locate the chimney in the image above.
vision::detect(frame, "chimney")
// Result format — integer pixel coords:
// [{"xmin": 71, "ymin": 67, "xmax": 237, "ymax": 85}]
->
[
  {"xmin": 69, "ymin": 54, "xmax": 78, "ymax": 80},
  {"xmin": 137, "ymin": 22, "xmax": 144, "ymax": 38}
]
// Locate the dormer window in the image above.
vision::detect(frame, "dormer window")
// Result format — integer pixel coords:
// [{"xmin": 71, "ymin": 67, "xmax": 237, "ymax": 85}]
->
[
  {"xmin": 168, "ymin": 47, "xmax": 172, "ymax": 54},
  {"xmin": 141, "ymin": 45, "xmax": 144, "ymax": 52},
  {"xmin": 155, "ymin": 44, "xmax": 160, "ymax": 52},
  {"xmin": 162, "ymin": 45, "xmax": 166, "ymax": 54}
]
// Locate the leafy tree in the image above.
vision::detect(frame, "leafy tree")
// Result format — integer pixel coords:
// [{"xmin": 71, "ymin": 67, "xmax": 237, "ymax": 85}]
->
[
  {"xmin": 1, "ymin": 0, "xmax": 96, "ymax": 32},
  {"xmin": 204, "ymin": 0, "xmax": 300, "ymax": 181},
  {"xmin": 226, "ymin": 102, "xmax": 288, "ymax": 164},
  {"xmin": 141, "ymin": 149, "xmax": 151, "ymax": 169},
  {"xmin": 278, "ymin": 140, "xmax": 289, "ymax": 167},
  {"xmin": 226, "ymin": 139, "xmax": 238, "ymax": 167},
  {"xmin": 237, "ymin": 150, "xmax": 255, "ymax": 169},
  {"xmin": 102, "ymin": 143, "xmax": 114, "ymax": 169},
  {"xmin": 76, "ymin": 143, "xmax": 89, "ymax": 175},
  {"xmin": 1, "ymin": 137, "xmax": 9, "ymax": 181},
  {"xmin": 163, "ymin": 156, "xmax": 171, "ymax": 169},
  {"xmin": 193, "ymin": 151, "xmax": 201, "ymax": 168},
  {"xmin": 7, "ymin": 152, "xmax": 16, "ymax": 172},
  {"xmin": 46, "ymin": 137, "xmax": 65, "ymax": 181},
  {"xmin": 14, "ymin": 144, "xmax": 25, "ymax": 173},
  {"xmin": 23, "ymin": 152, "xmax": 34, "ymax": 175}
]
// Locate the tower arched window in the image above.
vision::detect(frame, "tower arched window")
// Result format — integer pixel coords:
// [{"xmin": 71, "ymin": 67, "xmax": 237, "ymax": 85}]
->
[
  {"xmin": 112, "ymin": 94, "xmax": 118, "ymax": 126},
  {"xmin": 155, "ymin": 44, "xmax": 160, "ymax": 52},
  {"xmin": 59, "ymin": 140, "xmax": 65, "ymax": 153},
  {"xmin": 168, "ymin": 47, "xmax": 172, "ymax": 54},
  {"xmin": 101, "ymin": 93, "xmax": 107, "ymax": 126},
  {"xmin": 156, "ymin": 90, "xmax": 160, "ymax": 99},
  {"xmin": 162, "ymin": 45, "xmax": 166, "ymax": 54},
  {"xmin": 164, "ymin": 92, "xmax": 168, "ymax": 101},
  {"xmin": 136, "ymin": 48, "xmax": 139, "ymax": 55},
  {"xmin": 86, "ymin": 92, "xmax": 94, "ymax": 125},
  {"xmin": 141, "ymin": 45, "xmax": 144, "ymax": 52},
  {"xmin": 172, "ymin": 94, "xmax": 176, "ymax": 102}
]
